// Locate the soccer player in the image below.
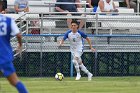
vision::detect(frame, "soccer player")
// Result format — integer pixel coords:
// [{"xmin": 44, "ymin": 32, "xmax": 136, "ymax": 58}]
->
[
  {"xmin": 59, "ymin": 20, "xmax": 95, "ymax": 81},
  {"xmin": 0, "ymin": 14, "xmax": 28, "ymax": 93}
]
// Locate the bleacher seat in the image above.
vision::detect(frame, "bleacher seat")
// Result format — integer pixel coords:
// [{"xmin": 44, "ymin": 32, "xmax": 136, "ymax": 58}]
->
[
  {"xmin": 7, "ymin": 0, "xmax": 15, "ymax": 6},
  {"xmin": 77, "ymin": 8, "xmax": 93, "ymax": 12},
  {"xmin": 2, "ymin": 14, "xmax": 20, "ymax": 20},
  {"xmin": 28, "ymin": 1, "xmax": 56, "ymax": 13},
  {"xmin": 118, "ymin": 8, "xmax": 134, "ymax": 14}
]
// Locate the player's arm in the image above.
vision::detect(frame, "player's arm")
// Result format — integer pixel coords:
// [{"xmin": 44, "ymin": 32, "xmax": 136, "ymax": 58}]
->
[
  {"xmin": 85, "ymin": 37, "xmax": 92, "ymax": 49},
  {"xmin": 59, "ymin": 31, "xmax": 70, "ymax": 46},
  {"xmin": 59, "ymin": 39, "xmax": 64, "ymax": 46},
  {"xmin": 86, "ymin": 37, "xmax": 95, "ymax": 52},
  {"xmin": 59, "ymin": 34, "xmax": 68, "ymax": 46},
  {"xmin": 79, "ymin": 31, "xmax": 95, "ymax": 51},
  {"xmin": 16, "ymin": 33, "xmax": 22, "ymax": 49}
]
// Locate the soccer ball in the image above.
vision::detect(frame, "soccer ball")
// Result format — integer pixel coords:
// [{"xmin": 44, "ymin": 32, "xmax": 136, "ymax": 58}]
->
[{"xmin": 55, "ymin": 73, "xmax": 64, "ymax": 81}]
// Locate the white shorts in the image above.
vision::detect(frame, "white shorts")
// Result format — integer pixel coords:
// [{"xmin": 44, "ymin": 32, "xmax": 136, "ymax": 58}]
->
[{"xmin": 71, "ymin": 51, "xmax": 83, "ymax": 58}]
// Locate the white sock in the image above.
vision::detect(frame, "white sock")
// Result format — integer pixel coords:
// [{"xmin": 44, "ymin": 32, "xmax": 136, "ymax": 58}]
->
[
  {"xmin": 73, "ymin": 60, "xmax": 80, "ymax": 75},
  {"xmin": 79, "ymin": 64, "xmax": 90, "ymax": 74},
  {"xmin": 75, "ymin": 65, "xmax": 80, "ymax": 75}
]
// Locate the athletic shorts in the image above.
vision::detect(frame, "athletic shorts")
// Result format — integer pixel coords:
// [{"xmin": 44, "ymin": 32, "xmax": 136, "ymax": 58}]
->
[
  {"xmin": 71, "ymin": 51, "xmax": 83, "ymax": 58},
  {"xmin": 0, "ymin": 62, "xmax": 16, "ymax": 77}
]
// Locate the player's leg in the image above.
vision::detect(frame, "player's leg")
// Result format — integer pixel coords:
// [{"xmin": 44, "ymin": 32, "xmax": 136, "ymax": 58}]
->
[
  {"xmin": 3, "ymin": 62, "xmax": 28, "ymax": 93},
  {"xmin": 77, "ymin": 57, "xmax": 92, "ymax": 74},
  {"xmin": 73, "ymin": 58, "xmax": 81, "ymax": 80},
  {"xmin": 79, "ymin": 63, "xmax": 93, "ymax": 81},
  {"xmin": 72, "ymin": 52, "xmax": 81, "ymax": 80},
  {"xmin": 7, "ymin": 73, "xmax": 28, "ymax": 93},
  {"xmin": 75, "ymin": 51, "xmax": 89, "ymax": 74},
  {"xmin": 76, "ymin": 52, "xmax": 93, "ymax": 81}
]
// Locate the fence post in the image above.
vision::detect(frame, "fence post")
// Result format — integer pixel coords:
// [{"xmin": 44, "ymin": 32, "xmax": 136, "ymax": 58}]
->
[
  {"xmin": 39, "ymin": 13, "xmax": 44, "ymax": 77},
  {"xmin": 70, "ymin": 54, "xmax": 74, "ymax": 77}
]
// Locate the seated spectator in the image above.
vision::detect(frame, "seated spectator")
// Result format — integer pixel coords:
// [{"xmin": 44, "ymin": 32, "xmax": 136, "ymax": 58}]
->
[
  {"xmin": 86, "ymin": 0, "xmax": 100, "ymax": 8},
  {"xmin": 14, "ymin": 0, "xmax": 29, "ymax": 14},
  {"xmin": 0, "ymin": 0, "xmax": 7, "ymax": 14},
  {"xmin": 114, "ymin": 0, "xmax": 138, "ymax": 13},
  {"xmin": 55, "ymin": 0, "xmax": 85, "ymax": 29},
  {"xmin": 96, "ymin": 0, "xmax": 118, "ymax": 13},
  {"xmin": 119, "ymin": 0, "xmax": 131, "ymax": 9}
]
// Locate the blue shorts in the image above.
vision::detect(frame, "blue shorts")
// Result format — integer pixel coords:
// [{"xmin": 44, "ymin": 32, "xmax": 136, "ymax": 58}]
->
[{"xmin": 0, "ymin": 62, "xmax": 16, "ymax": 77}]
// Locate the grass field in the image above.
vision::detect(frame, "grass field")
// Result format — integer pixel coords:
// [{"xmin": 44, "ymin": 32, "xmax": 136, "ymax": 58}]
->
[{"xmin": 0, "ymin": 76, "xmax": 140, "ymax": 93}]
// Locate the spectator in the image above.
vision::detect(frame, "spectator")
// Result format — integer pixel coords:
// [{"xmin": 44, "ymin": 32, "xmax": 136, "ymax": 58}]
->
[
  {"xmin": 96, "ymin": 0, "xmax": 118, "ymax": 13},
  {"xmin": 118, "ymin": 0, "xmax": 139, "ymax": 13},
  {"xmin": 14, "ymin": 0, "xmax": 29, "ymax": 14},
  {"xmin": 86, "ymin": 0, "xmax": 100, "ymax": 8},
  {"xmin": 0, "ymin": 0, "xmax": 7, "ymax": 14},
  {"xmin": 119, "ymin": 0, "xmax": 131, "ymax": 8},
  {"xmin": 55, "ymin": 0, "xmax": 85, "ymax": 29},
  {"xmin": 117, "ymin": 0, "xmax": 139, "ymax": 13}
]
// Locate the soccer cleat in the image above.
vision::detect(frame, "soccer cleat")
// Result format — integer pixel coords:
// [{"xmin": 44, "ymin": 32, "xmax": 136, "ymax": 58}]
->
[
  {"xmin": 75, "ymin": 74, "xmax": 81, "ymax": 80},
  {"xmin": 88, "ymin": 73, "xmax": 93, "ymax": 81}
]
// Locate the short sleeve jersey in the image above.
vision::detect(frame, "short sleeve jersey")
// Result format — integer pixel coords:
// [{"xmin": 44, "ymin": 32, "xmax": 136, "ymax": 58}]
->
[
  {"xmin": 0, "ymin": 14, "xmax": 20, "ymax": 64},
  {"xmin": 63, "ymin": 30, "xmax": 87, "ymax": 52}
]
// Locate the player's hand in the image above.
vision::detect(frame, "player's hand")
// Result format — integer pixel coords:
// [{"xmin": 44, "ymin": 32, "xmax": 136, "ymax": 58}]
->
[
  {"xmin": 90, "ymin": 47, "xmax": 96, "ymax": 52},
  {"xmin": 58, "ymin": 40, "xmax": 63, "ymax": 46},
  {"xmin": 58, "ymin": 40, "xmax": 63, "ymax": 49}
]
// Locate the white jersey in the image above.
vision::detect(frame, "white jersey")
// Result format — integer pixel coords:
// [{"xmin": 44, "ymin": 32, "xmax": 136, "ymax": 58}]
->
[
  {"xmin": 96, "ymin": 0, "xmax": 114, "ymax": 12},
  {"xmin": 63, "ymin": 30, "xmax": 87, "ymax": 52}
]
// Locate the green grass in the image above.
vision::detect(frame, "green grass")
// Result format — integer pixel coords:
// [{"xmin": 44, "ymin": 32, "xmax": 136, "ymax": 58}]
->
[{"xmin": 0, "ymin": 76, "xmax": 140, "ymax": 93}]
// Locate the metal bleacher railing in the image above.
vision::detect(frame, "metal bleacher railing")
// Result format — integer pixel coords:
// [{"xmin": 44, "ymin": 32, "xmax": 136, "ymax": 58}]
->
[
  {"xmin": 11, "ymin": 11, "xmax": 140, "ymax": 57},
  {"xmin": 9, "ymin": 11, "xmax": 140, "ymax": 52}
]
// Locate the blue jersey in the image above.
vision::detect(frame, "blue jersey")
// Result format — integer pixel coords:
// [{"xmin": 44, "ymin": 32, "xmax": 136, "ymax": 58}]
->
[
  {"xmin": 0, "ymin": 14, "xmax": 20, "ymax": 64},
  {"xmin": 63, "ymin": 30, "xmax": 87, "ymax": 52}
]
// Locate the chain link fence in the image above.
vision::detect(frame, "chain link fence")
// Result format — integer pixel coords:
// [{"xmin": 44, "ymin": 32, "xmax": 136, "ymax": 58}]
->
[{"xmin": 11, "ymin": 13, "xmax": 140, "ymax": 77}]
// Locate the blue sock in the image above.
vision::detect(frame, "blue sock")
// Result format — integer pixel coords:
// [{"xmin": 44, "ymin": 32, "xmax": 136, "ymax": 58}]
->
[{"xmin": 15, "ymin": 81, "xmax": 28, "ymax": 93}]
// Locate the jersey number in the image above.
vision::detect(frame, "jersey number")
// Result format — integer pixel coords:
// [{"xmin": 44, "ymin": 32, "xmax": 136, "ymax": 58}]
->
[
  {"xmin": 0, "ymin": 22, "xmax": 7, "ymax": 35},
  {"xmin": 73, "ymin": 38, "xmax": 76, "ymax": 42}
]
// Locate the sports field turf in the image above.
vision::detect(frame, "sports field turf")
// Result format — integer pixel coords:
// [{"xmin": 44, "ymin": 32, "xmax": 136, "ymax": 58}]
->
[{"xmin": 0, "ymin": 76, "xmax": 140, "ymax": 93}]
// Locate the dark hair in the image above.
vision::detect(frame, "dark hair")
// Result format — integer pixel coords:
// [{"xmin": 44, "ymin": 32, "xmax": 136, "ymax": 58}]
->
[{"xmin": 71, "ymin": 20, "xmax": 79, "ymax": 25}]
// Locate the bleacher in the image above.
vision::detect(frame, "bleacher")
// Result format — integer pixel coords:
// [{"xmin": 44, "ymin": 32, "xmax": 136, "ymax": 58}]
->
[{"xmin": 7, "ymin": 0, "xmax": 140, "ymax": 52}]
